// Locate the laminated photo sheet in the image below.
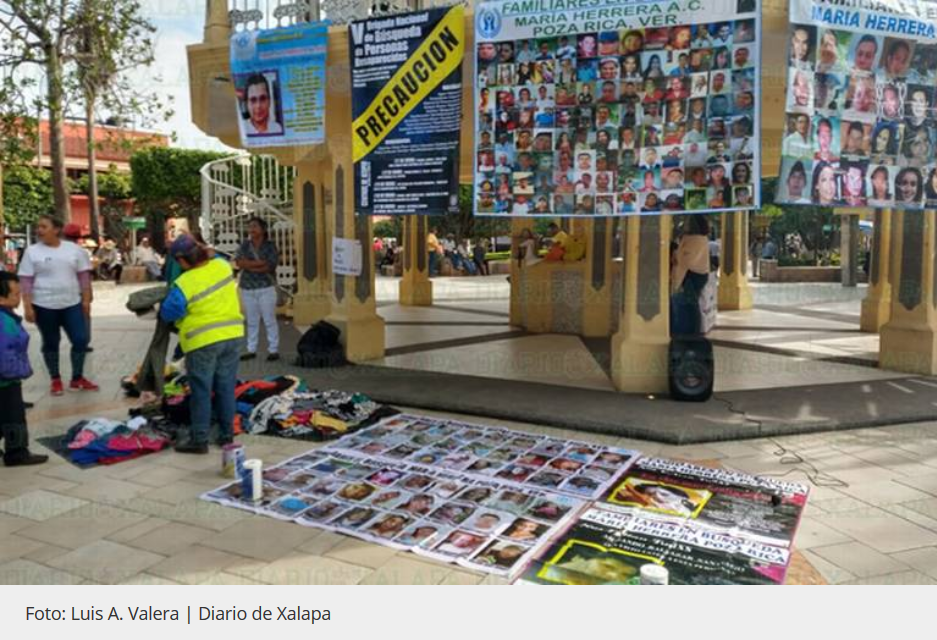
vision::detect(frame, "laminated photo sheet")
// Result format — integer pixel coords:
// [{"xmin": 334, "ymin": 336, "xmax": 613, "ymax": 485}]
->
[
  {"xmin": 329, "ymin": 412, "xmax": 640, "ymax": 501},
  {"xmin": 517, "ymin": 506, "xmax": 794, "ymax": 585},
  {"xmin": 202, "ymin": 448, "xmax": 588, "ymax": 577},
  {"xmin": 598, "ymin": 456, "xmax": 811, "ymax": 548}
]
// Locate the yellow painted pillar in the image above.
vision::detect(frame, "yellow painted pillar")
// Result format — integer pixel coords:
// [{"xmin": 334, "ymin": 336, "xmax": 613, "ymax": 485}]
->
[
  {"xmin": 718, "ymin": 211, "xmax": 753, "ymax": 310},
  {"xmin": 611, "ymin": 214, "xmax": 673, "ymax": 393},
  {"xmin": 399, "ymin": 215, "xmax": 433, "ymax": 306},
  {"xmin": 323, "ymin": 34, "xmax": 385, "ymax": 362},
  {"xmin": 291, "ymin": 160, "xmax": 332, "ymax": 326},
  {"xmin": 860, "ymin": 209, "xmax": 893, "ymax": 333},
  {"xmin": 203, "ymin": 0, "xmax": 230, "ymax": 45},
  {"xmin": 879, "ymin": 210, "xmax": 937, "ymax": 374}
]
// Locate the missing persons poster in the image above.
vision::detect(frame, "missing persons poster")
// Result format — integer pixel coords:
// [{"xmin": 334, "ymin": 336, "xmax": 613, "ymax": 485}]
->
[
  {"xmin": 351, "ymin": 6, "xmax": 465, "ymax": 216},
  {"xmin": 779, "ymin": 0, "xmax": 937, "ymax": 209},
  {"xmin": 230, "ymin": 22, "xmax": 329, "ymax": 148},
  {"xmin": 518, "ymin": 506, "xmax": 792, "ymax": 585},
  {"xmin": 473, "ymin": 0, "xmax": 761, "ymax": 217}
]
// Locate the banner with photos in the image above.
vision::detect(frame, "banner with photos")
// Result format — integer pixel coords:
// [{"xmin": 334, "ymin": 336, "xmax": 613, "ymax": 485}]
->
[
  {"xmin": 473, "ymin": 0, "xmax": 761, "ymax": 217},
  {"xmin": 230, "ymin": 22, "xmax": 329, "ymax": 148},
  {"xmin": 778, "ymin": 0, "xmax": 937, "ymax": 208},
  {"xmin": 203, "ymin": 414, "xmax": 638, "ymax": 577}
]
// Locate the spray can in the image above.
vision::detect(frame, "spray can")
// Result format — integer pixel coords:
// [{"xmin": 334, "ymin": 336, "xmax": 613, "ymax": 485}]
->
[
  {"xmin": 242, "ymin": 459, "xmax": 263, "ymax": 502},
  {"xmin": 222, "ymin": 443, "xmax": 245, "ymax": 479}
]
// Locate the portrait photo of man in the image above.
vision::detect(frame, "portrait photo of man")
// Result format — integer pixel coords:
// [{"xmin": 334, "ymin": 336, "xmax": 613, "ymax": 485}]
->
[{"xmin": 240, "ymin": 72, "xmax": 283, "ymax": 136}]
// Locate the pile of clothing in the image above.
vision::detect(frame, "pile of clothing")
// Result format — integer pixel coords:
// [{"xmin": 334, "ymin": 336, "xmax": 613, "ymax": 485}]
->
[
  {"xmin": 248, "ymin": 389, "xmax": 398, "ymax": 440},
  {"xmin": 64, "ymin": 417, "xmax": 172, "ymax": 465},
  {"xmin": 160, "ymin": 374, "xmax": 308, "ymax": 435}
]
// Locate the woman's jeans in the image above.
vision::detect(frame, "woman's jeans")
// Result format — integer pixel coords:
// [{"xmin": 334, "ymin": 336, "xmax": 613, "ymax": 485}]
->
[
  {"xmin": 33, "ymin": 304, "xmax": 88, "ymax": 380},
  {"xmin": 670, "ymin": 271, "xmax": 709, "ymax": 336},
  {"xmin": 185, "ymin": 338, "xmax": 242, "ymax": 445},
  {"xmin": 240, "ymin": 286, "xmax": 279, "ymax": 355}
]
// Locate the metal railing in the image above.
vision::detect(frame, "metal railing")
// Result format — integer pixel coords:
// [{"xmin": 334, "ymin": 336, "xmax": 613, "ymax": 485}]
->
[
  {"xmin": 227, "ymin": 0, "xmax": 467, "ymax": 30},
  {"xmin": 200, "ymin": 153, "xmax": 298, "ymax": 292}
]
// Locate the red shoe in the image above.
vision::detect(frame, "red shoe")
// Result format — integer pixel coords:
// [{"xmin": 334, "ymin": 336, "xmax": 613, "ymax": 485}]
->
[
  {"xmin": 50, "ymin": 378, "xmax": 64, "ymax": 396},
  {"xmin": 69, "ymin": 378, "xmax": 100, "ymax": 392}
]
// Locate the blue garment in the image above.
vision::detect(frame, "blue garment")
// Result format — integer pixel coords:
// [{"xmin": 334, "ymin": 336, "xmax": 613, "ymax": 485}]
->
[
  {"xmin": 160, "ymin": 286, "xmax": 188, "ymax": 322},
  {"xmin": 33, "ymin": 303, "xmax": 88, "ymax": 380},
  {"xmin": 0, "ymin": 307, "xmax": 32, "ymax": 381},
  {"xmin": 185, "ymin": 337, "xmax": 242, "ymax": 444}
]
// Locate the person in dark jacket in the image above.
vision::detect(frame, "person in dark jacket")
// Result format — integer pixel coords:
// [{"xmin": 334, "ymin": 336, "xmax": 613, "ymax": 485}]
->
[{"xmin": 0, "ymin": 272, "xmax": 48, "ymax": 466}]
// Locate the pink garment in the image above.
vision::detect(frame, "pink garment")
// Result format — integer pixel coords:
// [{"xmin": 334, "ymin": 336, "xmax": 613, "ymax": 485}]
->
[
  {"xmin": 107, "ymin": 432, "xmax": 169, "ymax": 453},
  {"xmin": 67, "ymin": 430, "xmax": 99, "ymax": 449}
]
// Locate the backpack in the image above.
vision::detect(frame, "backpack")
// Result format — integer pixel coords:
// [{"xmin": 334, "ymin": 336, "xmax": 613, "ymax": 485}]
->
[{"xmin": 295, "ymin": 321, "xmax": 347, "ymax": 368}]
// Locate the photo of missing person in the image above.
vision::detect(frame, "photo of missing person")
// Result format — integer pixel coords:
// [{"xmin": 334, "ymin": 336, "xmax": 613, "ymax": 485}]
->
[
  {"xmin": 237, "ymin": 71, "xmax": 284, "ymax": 136},
  {"xmin": 471, "ymin": 540, "xmax": 529, "ymax": 569},
  {"xmin": 608, "ymin": 477, "xmax": 712, "ymax": 517},
  {"xmin": 539, "ymin": 541, "xmax": 643, "ymax": 585}
]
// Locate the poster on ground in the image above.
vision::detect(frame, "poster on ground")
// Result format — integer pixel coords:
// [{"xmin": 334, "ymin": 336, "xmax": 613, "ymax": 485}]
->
[
  {"xmin": 778, "ymin": 0, "xmax": 937, "ymax": 208},
  {"xmin": 350, "ymin": 6, "xmax": 465, "ymax": 216},
  {"xmin": 473, "ymin": 0, "xmax": 761, "ymax": 217},
  {"xmin": 600, "ymin": 457, "xmax": 810, "ymax": 547},
  {"xmin": 203, "ymin": 448, "xmax": 585, "ymax": 577},
  {"xmin": 518, "ymin": 506, "xmax": 792, "ymax": 585},
  {"xmin": 230, "ymin": 22, "xmax": 329, "ymax": 148}
]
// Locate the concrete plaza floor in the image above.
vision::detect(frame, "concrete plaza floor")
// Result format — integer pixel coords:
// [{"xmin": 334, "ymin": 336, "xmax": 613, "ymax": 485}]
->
[{"xmin": 2, "ymin": 277, "xmax": 937, "ymax": 584}]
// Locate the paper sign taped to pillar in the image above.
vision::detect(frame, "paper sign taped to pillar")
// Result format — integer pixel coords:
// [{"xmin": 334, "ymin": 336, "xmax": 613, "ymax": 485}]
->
[
  {"xmin": 230, "ymin": 21, "xmax": 329, "ymax": 148},
  {"xmin": 333, "ymin": 238, "xmax": 363, "ymax": 276},
  {"xmin": 473, "ymin": 0, "xmax": 762, "ymax": 217},
  {"xmin": 350, "ymin": 6, "xmax": 465, "ymax": 216},
  {"xmin": 778, "ymin": 0, "xmax": 937, "ymax": 209}
]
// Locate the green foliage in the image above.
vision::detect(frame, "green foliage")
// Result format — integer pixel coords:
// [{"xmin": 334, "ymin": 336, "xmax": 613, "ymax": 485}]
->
[
  {"xmin": 131, "ymin": 147, "xmax": 228, "ymax": 209},
  {"xmin": 2, "ymin": 165, "xmax": 55, "ymax": 230},
  {"xmin": 74, "ymin": 166, "xmax": 132, "ymax": 200},
  {"xmin": 759, "ymin": 176, "xmax": 835, "ymax": 264},
  {"xmin": 372, "ymin": 218, "xmax": 402, "ymax": 241}
]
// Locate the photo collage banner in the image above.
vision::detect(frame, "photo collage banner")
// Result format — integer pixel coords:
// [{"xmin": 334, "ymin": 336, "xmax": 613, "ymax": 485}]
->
[
  {"xmin": 203, "ymin": 414, "xmax": 638, "ymax": 578},
  {"xmin": 203, "ymin": 413, "xmax": 809, "ymax": 583},
  {"xmin": 473, "ymin": 0, "xmax": 762, "ymax": 217},
  {"xmin": 778, "ymin": 0, "xmax": 937, "ymax": 208}
]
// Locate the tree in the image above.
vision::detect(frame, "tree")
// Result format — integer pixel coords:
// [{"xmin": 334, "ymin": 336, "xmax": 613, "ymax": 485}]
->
[
  {"xmin": 0, "ymin": 0, "xmax": 81, "ymax": 219},
  {"xmin": 2, "ymin": 163, "xmax": 54, "ymax": 229},
  {"xmin": 73, "ymin": 0, "xmax": 169, "ymax": 242},
  {"xmin": 130, "ymin": 147, "xmax": 229, "ymax": 250}
]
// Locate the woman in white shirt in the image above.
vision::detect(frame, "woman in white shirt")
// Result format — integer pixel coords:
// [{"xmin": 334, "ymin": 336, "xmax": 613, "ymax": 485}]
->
[{"xmin": 17, "ymin": 215, "xmax": 99, "ymax": 395}]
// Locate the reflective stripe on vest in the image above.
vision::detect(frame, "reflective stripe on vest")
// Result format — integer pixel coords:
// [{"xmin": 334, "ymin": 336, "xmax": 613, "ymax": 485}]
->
[
  {"xmin": 175, "ymin": 259, "xmax": 244, "ymax": 353},
  {"xmin": 185, "ymin": 318, "xmax": 244, "ymax": 341}
]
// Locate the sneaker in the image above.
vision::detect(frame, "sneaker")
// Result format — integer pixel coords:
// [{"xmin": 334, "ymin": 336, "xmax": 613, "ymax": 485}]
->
[
  {"xmin": 266, "ymin": 353, "xmax": 280, "ymax": 362},
  {"xmin": 240, "ymin": 352, "xmax": 257, "ymax": 361},
  {"xmin": 86, "ymin": 346, "xmax": 94, "ymax": 353},
  {"xmin": 174, "ymin": 442, "xmax": 209, "ymax": 455},
  {"xmin": 69, "ymin": 378, "xmax": 100, "ymax": 392},
  {"xmin": 4, "ymin": 451, "xmax": 49, "ymax": 467},
  {"xmin": 50, "ymin": 378, "xmax": 64, "ymax": 396}
]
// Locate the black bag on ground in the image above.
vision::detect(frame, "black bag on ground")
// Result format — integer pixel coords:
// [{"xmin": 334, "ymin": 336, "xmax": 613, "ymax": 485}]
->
[
  {"xmin": 295, "ymin": 321, "xmax": 347, "ymax": 368},
  {"xmin": 668, "ymin": 336, "xmax": 714, "ymax": 402}
]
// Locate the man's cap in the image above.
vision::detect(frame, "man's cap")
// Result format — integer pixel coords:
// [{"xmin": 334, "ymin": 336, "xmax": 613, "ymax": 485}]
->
[
  {"xmin": 169, "ymin": 234, "xmax": 197, "ymax": 258},
  {"xmin": 64, "ymin": 223, "xmax": 82, "ymax": 239}
]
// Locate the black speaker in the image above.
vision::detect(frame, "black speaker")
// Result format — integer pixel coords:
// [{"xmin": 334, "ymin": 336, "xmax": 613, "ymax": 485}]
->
[{"xmin": 669, "ymin": 337, "xmax": 714, "ymax": 402}]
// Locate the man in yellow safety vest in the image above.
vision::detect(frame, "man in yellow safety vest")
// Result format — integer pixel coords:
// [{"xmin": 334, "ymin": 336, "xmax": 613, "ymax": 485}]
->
[{"xmin": 160, "ymin": 235, "xmax": 244, "ymax": 454}]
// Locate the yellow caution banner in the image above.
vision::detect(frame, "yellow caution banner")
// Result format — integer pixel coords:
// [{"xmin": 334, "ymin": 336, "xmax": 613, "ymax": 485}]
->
[{"xmin": 352, "ymin": 5, "xmax": 464, "ymax": 163}]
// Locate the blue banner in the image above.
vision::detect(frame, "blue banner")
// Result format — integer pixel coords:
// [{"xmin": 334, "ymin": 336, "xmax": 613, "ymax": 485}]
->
[{"xmin": 230, "ymin": 22, "xmax": 329, "ymax": 148}]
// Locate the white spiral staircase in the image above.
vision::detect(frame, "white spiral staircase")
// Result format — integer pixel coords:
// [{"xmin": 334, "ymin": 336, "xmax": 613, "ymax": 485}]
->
[{"xmin": 200, "ymin": 153, "xmax": 298, "ymax": 292}]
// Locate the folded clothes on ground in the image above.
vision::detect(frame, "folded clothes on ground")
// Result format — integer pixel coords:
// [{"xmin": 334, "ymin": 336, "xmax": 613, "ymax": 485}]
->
[{"xmin": 64, "ymin": 418, "xmax": 171, "ymax": 465}]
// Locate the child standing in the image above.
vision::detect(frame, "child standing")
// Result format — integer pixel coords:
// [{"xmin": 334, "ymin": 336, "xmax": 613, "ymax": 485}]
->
[{"xmin": 0, "ymin": 272, "xmax": 48, "ymax": 466}]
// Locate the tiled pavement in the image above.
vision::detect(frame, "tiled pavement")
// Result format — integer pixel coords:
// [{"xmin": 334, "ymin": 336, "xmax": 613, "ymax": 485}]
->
[{"xmin": 3, "ymin": 279, "xmax": 937, "ymax": 584}]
